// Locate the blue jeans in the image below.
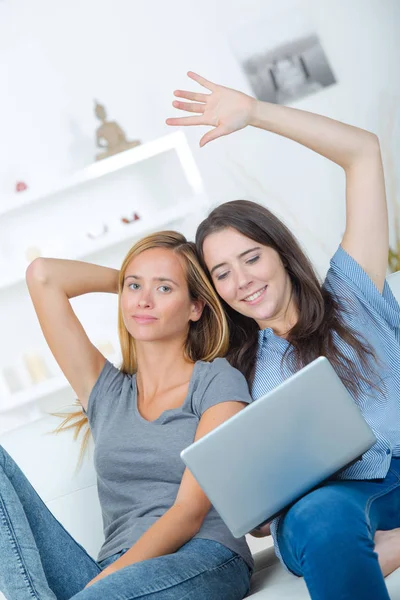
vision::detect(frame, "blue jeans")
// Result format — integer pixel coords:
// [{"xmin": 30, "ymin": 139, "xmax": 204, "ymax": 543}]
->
[
  {"xmin": 278, "ymin": 457, "xmax": 400, "ymax": 600},
  {"xmin": 0, "ymin": 445, "xmax": 251, "ymax": 599}
]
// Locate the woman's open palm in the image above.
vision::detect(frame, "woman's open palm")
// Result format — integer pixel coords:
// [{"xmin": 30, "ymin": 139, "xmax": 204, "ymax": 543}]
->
[{"xmin": 166, "ymin": 72, "xmax": 255, "ymax": 147}]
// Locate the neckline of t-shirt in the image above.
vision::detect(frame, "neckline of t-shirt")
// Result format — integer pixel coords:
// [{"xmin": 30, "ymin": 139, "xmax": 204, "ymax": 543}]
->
[{"xmin": 133, "ymin": 361, "xmax": 199, "ymax": 425}]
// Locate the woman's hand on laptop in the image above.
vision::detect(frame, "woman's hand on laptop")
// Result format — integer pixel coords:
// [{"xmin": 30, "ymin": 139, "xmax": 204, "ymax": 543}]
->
[{"xmin": 249, "ymin": 523, "xmax": 271, "ymax": 538}]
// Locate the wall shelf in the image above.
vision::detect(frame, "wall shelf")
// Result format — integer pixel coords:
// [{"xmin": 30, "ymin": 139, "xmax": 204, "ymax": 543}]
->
[
  {"xmin": 0, "ymin": 198, "xmax": 207, "ymax": 292},
  {"xmin": 0, "ymin": 131, "xmax": 210, "ymax": 419},
  {"xmin": 0, "ymin": 376, "xmax": 71, "ymax": 413},
  {"xmin": 0, "ymin": 132, "xmax": 203, "ymax": 219}
]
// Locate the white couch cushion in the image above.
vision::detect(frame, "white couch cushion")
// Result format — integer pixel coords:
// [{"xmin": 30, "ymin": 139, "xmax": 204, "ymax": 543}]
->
[{"xmin": 249, "ymin": 546, "xmax": 400, "ymax": 599}]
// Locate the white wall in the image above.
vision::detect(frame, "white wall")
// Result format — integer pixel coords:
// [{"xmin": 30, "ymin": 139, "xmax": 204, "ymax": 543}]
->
[{"xmin": 1, "ymin": 0, "xmax": 399, "ymax": 275}]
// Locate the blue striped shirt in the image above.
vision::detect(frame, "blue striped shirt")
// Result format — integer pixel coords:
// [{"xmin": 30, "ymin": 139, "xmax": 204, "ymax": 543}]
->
[{"xmin": 252, "ymin": 245, "xmax": 400, "ymax": 564}]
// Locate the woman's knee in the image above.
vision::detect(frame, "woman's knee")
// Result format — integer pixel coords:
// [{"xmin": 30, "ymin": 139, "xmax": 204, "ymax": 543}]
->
[
  {"xmin": 0, "ymin": 445, "xmax": 16, "ymax": 476},
  {"xmin": 0, "ymin": 445, "xmax": 7, "ymax": 469},
  {"xmin": 281, "ymin": 484, "xmax": 368, "ymax": 549}
]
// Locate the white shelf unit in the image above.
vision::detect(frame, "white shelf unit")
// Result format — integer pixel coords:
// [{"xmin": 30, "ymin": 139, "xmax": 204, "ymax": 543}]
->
[
  {"xmin": 0, "ymin": 131, "xmax": 210, "ymax": 424},
  {"xmin": 0, "ymin": 131, "xmax": 205, "ymax": 291}
]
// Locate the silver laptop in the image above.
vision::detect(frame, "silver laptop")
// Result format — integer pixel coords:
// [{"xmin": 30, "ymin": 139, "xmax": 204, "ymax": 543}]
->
[{"xmin": 181, "ymin": 356, "xmax": 376, "ymax": 538}]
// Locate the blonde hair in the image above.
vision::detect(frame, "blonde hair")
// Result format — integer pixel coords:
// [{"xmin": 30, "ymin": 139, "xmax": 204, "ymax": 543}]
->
[{"xmin": 52, "ymin": 231, "xmax": 229, "ymax": 466}]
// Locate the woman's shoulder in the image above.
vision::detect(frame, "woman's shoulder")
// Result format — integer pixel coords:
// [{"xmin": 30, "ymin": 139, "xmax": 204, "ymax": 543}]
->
[
  {"xmin": 86, "ymin": 359, "xmax": 133, "ymax": 421},
  {"xmin": 325, "ymin": 245, "xmax": 400, "ymax": 330},
  {"xmin": 94, "ymin": 359, "xmax": 131, "ymax": 389},
  {"xmin": 194, "ymin": 357, "xmax": 244, "ymax": 380},
  {"xmin": 189, "ymin": 357, "xmax": 252, "ymax": 417}
]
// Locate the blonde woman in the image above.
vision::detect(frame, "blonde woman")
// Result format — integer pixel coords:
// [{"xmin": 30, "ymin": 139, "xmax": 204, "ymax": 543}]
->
[{"xmin": 0, "ymin": 232, "xmax": 253, "ymax": 599}]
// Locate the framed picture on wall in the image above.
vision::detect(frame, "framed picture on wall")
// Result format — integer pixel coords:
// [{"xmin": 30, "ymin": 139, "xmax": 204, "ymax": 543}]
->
[{"xmin": 230, "ymin": 4, "xmax": 336, "ymax": 105}]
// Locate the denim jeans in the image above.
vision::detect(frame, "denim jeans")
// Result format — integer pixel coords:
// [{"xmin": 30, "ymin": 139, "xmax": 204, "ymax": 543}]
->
[
  {"xmin": 278, "ymin": 457, "xmax": 400, "ymax": 600},
  {"xmin": 0, "ymin": 445, "xmax": 251, "ymax": 599}
]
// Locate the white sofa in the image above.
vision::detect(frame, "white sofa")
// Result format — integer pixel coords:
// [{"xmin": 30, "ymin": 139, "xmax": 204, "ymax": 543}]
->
[{"xmin": 0, "ymin": 412, "xmax": 400, "ymax": 600}]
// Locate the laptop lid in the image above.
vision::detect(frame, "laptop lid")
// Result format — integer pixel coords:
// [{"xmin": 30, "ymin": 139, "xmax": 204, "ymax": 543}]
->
[{"xmin": 181, "ymin": 357, "xmax": 376, "ymax": 538}]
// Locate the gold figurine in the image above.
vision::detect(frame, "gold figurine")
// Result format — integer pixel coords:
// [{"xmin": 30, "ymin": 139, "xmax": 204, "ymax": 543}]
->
[{"xmin": 94, "ymin": 101, "xmax": 141, "ymax": 161}]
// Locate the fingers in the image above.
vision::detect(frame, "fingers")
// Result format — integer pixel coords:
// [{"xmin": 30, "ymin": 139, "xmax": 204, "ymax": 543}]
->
[
  {"xmin": 166, "ymin": 72, "xmax": 217, "ymax": 135},
  {"xmin": 165, "ymin": 116, "xmax": 205, "ymax": 127},
  {"xmin": 172, "ymin": 100, "xmax": 205, "ymax": 114},
  {"xmin": 187, "ymin": 71, "xmax": 216, "ymax": 91},
  {"xmin": 174, "ymin": 90, "xmax": 209, "ymax": 103},
  {"xmin": 200, "ymin": 127, "xmax": 227, "ymax": 147}
]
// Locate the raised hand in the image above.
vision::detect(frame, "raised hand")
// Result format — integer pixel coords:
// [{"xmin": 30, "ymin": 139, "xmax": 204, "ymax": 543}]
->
[{"xmin": 166, "ymin": 72, "xmax": 256, "ymax": 147}]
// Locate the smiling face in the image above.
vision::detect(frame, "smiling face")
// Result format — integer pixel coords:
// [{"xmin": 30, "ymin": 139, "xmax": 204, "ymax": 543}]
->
[
  {"xmin": 120, "ymin": 247, "xmax": 203, "ymax": 344},
  {"xmin": 202, "ymin": 227, "xmax": 296, "ymax": 331}
]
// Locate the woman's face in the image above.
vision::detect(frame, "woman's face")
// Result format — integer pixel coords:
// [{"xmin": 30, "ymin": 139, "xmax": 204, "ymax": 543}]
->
[
  {"xmin": 202, "ymin": 227, "xmax": 293, "ymax": 330},
  {"xmin": 120, "ymin": 248, "xmax": 203, "ymax": 343}
]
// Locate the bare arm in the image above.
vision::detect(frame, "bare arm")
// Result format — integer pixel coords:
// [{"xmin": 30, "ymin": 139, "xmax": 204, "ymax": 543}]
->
[
  {"xmin": 167, "ymin": 72, "xmax": 388, "ymax": 291},
  {"xmin": 251, "ymin": 102, "xmax": 388, "ymax": 291},
  {"xmin": 86, "ymin": 399, "xmax": 248, "ymax": 586},
  {"xmin": 249, "ymin": 523, "xmax": 271, "ymax": 538},
  {"xmin": 26, "ymin": 258, "xmax": 119, "ymax": 410}
]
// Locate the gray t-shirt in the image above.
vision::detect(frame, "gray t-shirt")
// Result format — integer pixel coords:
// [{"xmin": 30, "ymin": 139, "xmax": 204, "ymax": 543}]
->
[{"xmin": 86, "ymin": 357, "xmax": 254, "ymax": 569}]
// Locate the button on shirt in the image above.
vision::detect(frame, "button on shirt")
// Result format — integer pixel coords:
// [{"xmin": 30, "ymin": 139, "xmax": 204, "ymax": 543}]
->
[{"xmin": 252, "ymin": 245, "xmax": 400, "ymax": 564}]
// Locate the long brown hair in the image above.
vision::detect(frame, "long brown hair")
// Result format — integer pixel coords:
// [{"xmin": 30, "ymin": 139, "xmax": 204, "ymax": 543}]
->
[
  {"xmin": 195, "ymin": 200, "xmax": 377, "ymax": 394},
  {"xmin": 53, "ymin": 231, "xmax": 229, "ymax": 465}
]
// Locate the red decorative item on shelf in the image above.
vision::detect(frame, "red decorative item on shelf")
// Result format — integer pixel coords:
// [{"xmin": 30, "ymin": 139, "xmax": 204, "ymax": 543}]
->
[
  {"xmin": 121, "ymin": 212, "xmax": 140, "ymax": 224},
  {"xmin": 16, "ymin": 181, "xmax": 28, "ymax": 192}
]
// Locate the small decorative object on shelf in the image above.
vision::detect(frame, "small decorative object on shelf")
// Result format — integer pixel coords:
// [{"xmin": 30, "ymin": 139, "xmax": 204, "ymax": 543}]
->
[
  {"xmin": 25, "ymin": 246, "xmax": 42, "ymax": 263},
  {"xmin": 95, "ymin": 101, "xmax": 141, "ymax": 161},
  {"xmin": 86, "ymin": 224, "xmax": 109, "ymax": 239},
  {"xmin": 121, "ymin": 212, "xmax": 140, "ymax": 224},
  {"xmin": 15, "ymin": 181, "xmax": 28, "ymax": 192},
  {"xmin": 23, "ymin": 353, "xmax": 52, "ymax": 385}
]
